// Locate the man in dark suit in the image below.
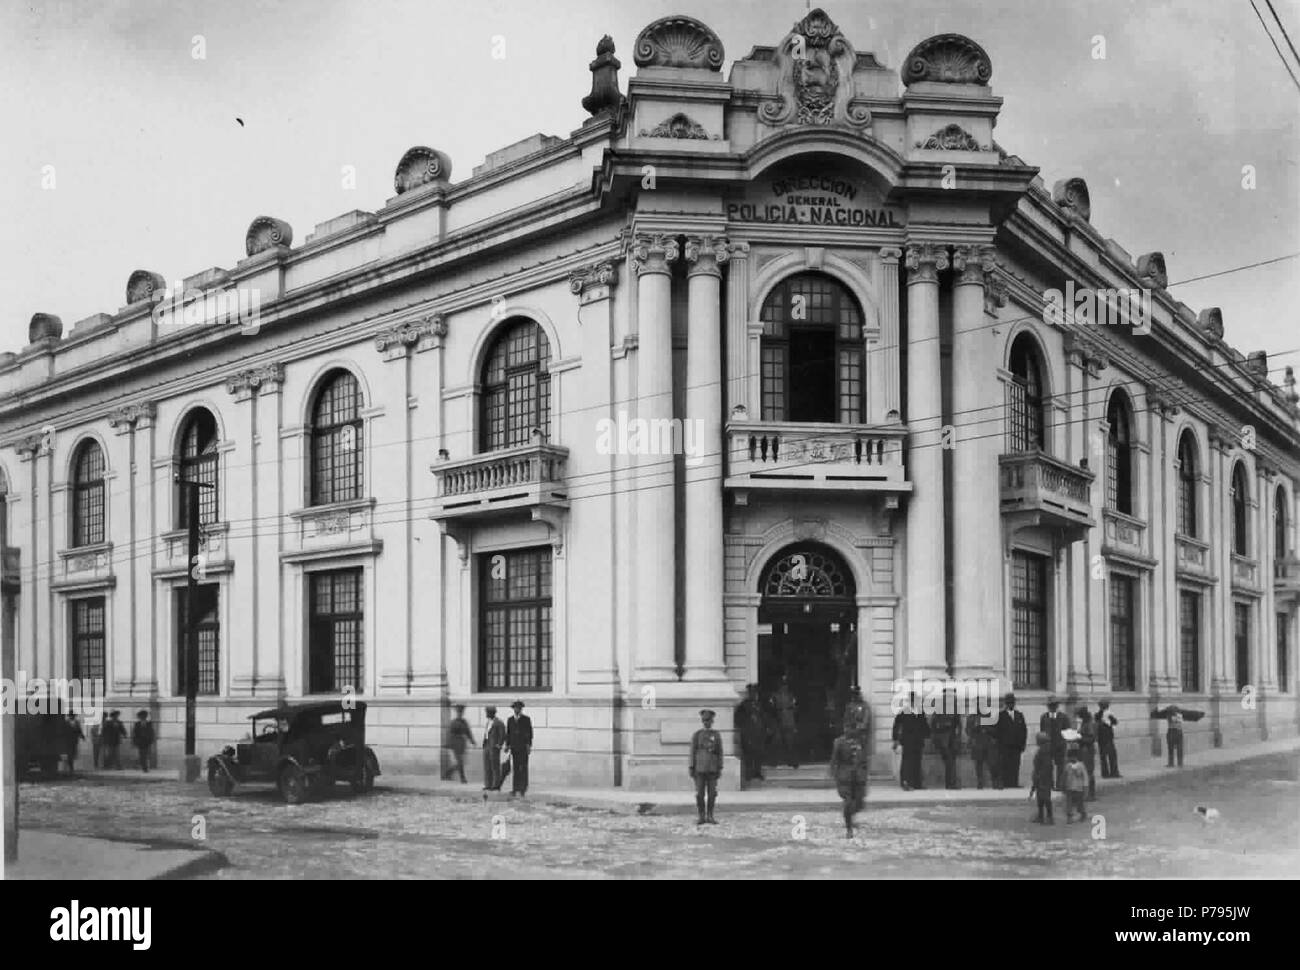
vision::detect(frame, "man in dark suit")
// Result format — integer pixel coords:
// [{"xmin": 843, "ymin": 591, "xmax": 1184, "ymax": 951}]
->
[
  {"xmin": 1040, "ymin": 695, "xmax": 1070, "ymax": 789},
  {"xmin": 505, "ymin": 700, "xmax": 533, "ymax": 797},
  {"xmin": 891, "ymin": 694, "xmax": 929, "ymax": 790},
  {"xmin": 994, "ymin": 693, "xmax": 1027, "ymax": 787},
  {"xmin": 735, "ymin": 684, "xmax": 766, "ymax": 784},
  {"xmin": 482, "ymin": 705, "xmax": 506, "ymax": 794}
]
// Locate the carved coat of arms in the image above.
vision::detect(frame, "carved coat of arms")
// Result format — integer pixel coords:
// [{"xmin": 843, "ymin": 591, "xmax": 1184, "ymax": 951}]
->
[{"xmin": 761, "ymin": 8, "xmax": 870, "ymax": 129}]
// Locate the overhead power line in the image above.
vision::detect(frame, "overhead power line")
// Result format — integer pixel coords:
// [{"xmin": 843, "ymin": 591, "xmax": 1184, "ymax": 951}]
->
[{"xmin": 1250, "ymin": 0, "xmax": 1300, "ymax": 93}]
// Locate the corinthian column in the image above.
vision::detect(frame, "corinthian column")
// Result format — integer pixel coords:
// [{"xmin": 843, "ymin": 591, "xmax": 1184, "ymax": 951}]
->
[
  {"xmin": 632, "ymin": 233, "xmax": 679, "ymax": 680},
  {"xmin": 683, "ymin": 235, "xmax": 729, "ymax": 681},
  {"xmin": 950, "ymin": 245, "xmax": 1001, "ymax": 681},
  {"xmin": 904, "ymin": 243, "xmax": 949, "ymax": 680}
]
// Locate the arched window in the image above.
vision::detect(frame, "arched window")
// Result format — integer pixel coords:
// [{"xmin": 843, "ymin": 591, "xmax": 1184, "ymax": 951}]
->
[
  {"xmin": 1105, "ymin": 391, "xmax": 1134, "ymax": 514},
  {"xmin": 310, "ymin": 371, "xmax": 364, "ymax": 506},
  {"xmin": 1177, "ymin": 431, "xmax": 1199, "ymax": 537},
  {"xmin": 1276, "ymin": 485, "xmax": 1289, "ymax": 562},
  {"xmin": 1007, "ymin": 335, "xmax": 1046, "ymax": 453},
  {"xmin": 480, "ymin": 319, "xmax": 551, "ymax": 452},
  {"xmin": 72, "ymin": 440, "xmax": 106, "ymax": 547},
  {"xmin": 176, "ymin": 409, "xmax": 219, "ymax": 527},
  {"xmin": 1231, "ymin": 462, "xmax": 1249, "ymax": 556},
  {"xmin": 759, "ymin": 273, "xmax": 864, "ymax": 424}
]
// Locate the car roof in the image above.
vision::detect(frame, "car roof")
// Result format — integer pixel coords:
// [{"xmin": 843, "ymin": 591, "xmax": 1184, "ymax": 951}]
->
[{"xmin": 247, "ymin": 701, "xmax": 367, "ymax": 720}]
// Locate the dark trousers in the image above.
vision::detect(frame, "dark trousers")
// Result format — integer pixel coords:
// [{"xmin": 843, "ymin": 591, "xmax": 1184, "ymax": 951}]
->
[
  {"xmin": 973, "ymin": 749, "xmax": 1001, "ymax": 789},
  {"xmin": 776, "ymin": 718, "xmax": 798, "ymax": 766},
  {"xmin": 135, "ymin": 745, "xmax": 150, "ymax": 772},
  {"xmin": 1052, "ymin": 747, "xmax": 1066, "ymax": 789},
  {"xmin": 936, "ymin": 745, "xmax": 959, "ymax": 789},
  {"xmin": 1080, "ymin": 746, "xmax": 1096, "ymax": 798},
  {"xmin": 482, "ymin": 745, "xmax": 502, "ymax": 789},
  {"xmin": 840, "ymin": 781, "xmax": 865, "ymax": 829},
  {"xmin": 445, "ymin": 745, "xmax": 467, "ymax": 782},
  {"xmin": 103, "ymin": 743, "xmax": 121, "ymax": 770},
  {"xmin": 900, "ymin": 744, "xmax": 923, "ymax": 789},
  {"xmin": 1066, "ymin": 790, "xmax": 1086, "ymax": 820},
  {"xmin": 694, "ymin": 772, "xmax": 718, "ymax": 818},
  {"xmin": 91, "ymin": 739, "xmax": 101, "ymax": 768},
  {"xmin": 1036, "ymin": 788, "xmax": 1054, "ymax": 820},
  {"xmin": 511, "ymin": 750, "xmax": 530, "ymax": 794},
  {"xmin": 1099, "ymin": 739, "xmax": 1119, "ymax": 777},
  {"xmin": 1000, "ymin": 746, "xmax": 1022, "ymax": 787},
  {"xmin": 1167, "ymin": 729, "xmax": 1184, "ymax": 766},
  {"xmin": 740, "ymin": 743, "xmax": 764, "ymax": 782}
]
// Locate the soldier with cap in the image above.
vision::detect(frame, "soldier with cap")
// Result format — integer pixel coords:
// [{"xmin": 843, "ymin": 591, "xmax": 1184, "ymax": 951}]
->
[
  {"xmin": 843, "ymin": 685, "xmax": 870, "ymax": 745},
  {"xmin": 505, "ymin": 700, "xmax": 533, "ymax": 797},
  {"xmin": 830, "ymin": 723, "xmax": 869, "ymax": 837},
  {"xmin": 1040, "ymin": 695, "xmax": 1070, "ymax": 789},
  {"xmin": 735, "ymin": 684, "xmax": 766, "ymax": 784},
  {"xmin": 995, "ymin": 693, "xmax": 1027, "ymax": 787},
  {"xmin": 689, "ymin": 709, "xmax": 725, "ymax": 824}
]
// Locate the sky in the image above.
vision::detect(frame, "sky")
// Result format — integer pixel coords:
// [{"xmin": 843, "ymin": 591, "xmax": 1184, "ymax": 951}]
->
[{"xmin": 2, "ymin": 0, "xmax": 1297, "ymax": 376}]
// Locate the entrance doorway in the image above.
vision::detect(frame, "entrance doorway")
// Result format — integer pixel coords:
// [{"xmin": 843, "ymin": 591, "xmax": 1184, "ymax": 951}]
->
[{"xmin": 756, "ymin": 544, "xmax": 858, "ymax": 767}]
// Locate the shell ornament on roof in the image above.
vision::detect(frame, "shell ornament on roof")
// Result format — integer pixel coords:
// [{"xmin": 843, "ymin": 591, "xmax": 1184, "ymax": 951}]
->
[
  {"xmin": 901, "ymin": 33, "xmax": 993, "ymax": 85},
  {"xmin": 633, "ymin": 15, "xmax": 724, "ymax": 70},
  {"xmin": 245, "ymin": 216, "xmax": 293, "ymax": 257},
  {"xmin": 1136, "ymin": 252, "xmax": 1168, "ymax": 289},
  {"xmin": 28, "ymin": 312, "xmax": 63, "ymax": 344},
  {"xmin": 761, "ymin": 8, "xmax": 870, "ymax": 130},
  {"xmin": 126, "ymin": 269, "xmax": 166, "ymax": 304},
  {"xmin": 394, "ymin": 146, "xmax": 453, "ymax": 195},
  {"xmin": 1052, "ymin": 177, "xmax": 1091, "ymax": 222}
]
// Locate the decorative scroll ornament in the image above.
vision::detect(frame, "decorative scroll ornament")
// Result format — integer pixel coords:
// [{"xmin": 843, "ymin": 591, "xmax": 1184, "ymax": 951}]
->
[
  {"xmin": 15, "ymin": 431, "xmax": 48, "ymax": 459},
  {"xmin": 28, "ymin": 312, "xmax": 63, "ymax": 344},
  {"xmin": 582, "ymin": 35, "xmax": 623, "ymax": 118},
  {"xmin": 904, "ymin": 243, "xmax": 950, "ymax": 283},
  {"xmin": 1052, "ymin": 178, "xmax": 1091, "ymax": 222},
  {"xmin": 245, "ymin": 216, "xmax": 293, "ymax": 257},
  {"xmin": 225, "ymin": 362, "xmax": 285, "ymax": 396},
  {"xmin": 393, "ymin": 146, "xmax": 452, "ymax": 195},
  {"xmin": 901, "ymin": 33, "xmax": 993, "ymax": 85},
  {"xmin": 126, "ymin": 270, "xmax": 166, "ymax": 305},
  {"xmin": 568, "ymin": 262, "xmax": 618, "ymax": 295},
  {"xmin": 952, "ymin": 245, "xmax": 998, "ymax": 285},
  {"xmin": 640, "ymin": 112, "xmax": 715, "ymax": 139},
  {"xmin": 684, "ymin": 235, "xmax": 731, "ymax": 275},
  {"xmin": 1135, "ymin": 252, "xmax": 1167, "ymax": 289},
  {"xmin": 1197, "ymin": 307, "xmax": 1224, "ymax": 341},
  {"xmin": 375, "ymin": 314, "xmax": 445, "ymax": 352},
  {"xmin": 633, "ymin": 16, "xmax": 725, "ymax": 70},
  {"xmin": 761, "ymin": 8, "xmax": 871, "ymax": 129},
  {"xmin": 761, "ymin": 547, "xmax": 853, "ymax": 598},
  {"xmin": 916, "ymin": 123, "xmax": 990, "ymax": 151},
  {"xmin": 107, "ymin": 402, "xmax": 157, "ymax": 429},
  {"xmin": 629, "ymin": 233, "xmax": 679, "ymax": 276}
]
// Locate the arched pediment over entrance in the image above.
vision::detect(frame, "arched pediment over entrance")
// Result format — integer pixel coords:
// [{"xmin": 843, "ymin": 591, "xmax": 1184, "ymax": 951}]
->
[
  {"xmin": 744, "ymin": 130, "xmax": 903, "ymax": 197},
  {"xmin": 729, "ymin": 147, "xmax": 907, "ymax": 234},
  {"xmin": 743, "ymin": 519, "xmax": 875, "ymax": 599}
]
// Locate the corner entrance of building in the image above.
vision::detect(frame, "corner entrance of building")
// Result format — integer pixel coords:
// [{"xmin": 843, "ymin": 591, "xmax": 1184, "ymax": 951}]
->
[{"xmin": 756, "ymin": 544, "xmax": 857, "ymax": 769}]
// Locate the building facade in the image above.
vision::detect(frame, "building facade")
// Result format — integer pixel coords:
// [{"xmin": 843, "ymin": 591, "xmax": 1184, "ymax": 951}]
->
[{"xmin": 2, "ymin": 10, "xmax": 1298, "ymax": 789}]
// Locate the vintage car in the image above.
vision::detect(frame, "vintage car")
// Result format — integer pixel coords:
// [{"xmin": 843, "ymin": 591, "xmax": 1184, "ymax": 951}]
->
[
  {"xmin": 15, "ymin": 709, "xmax": 68, "ymax": 779},
  {"xmin": 206, "ymin": 701, "xmax": 380, "ymax": 804}
]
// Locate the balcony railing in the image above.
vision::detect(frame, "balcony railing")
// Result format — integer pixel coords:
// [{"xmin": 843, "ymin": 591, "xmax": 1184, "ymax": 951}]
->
[
  {"xmin": 431, "ymin": 442, "xmax": 569, "ymax": 520},
  {"xmin": 724, "ymin": 421, "xmax": 909, "ymax": 494},
  {"xmin": 999, "ymin": 450, "xmax": 1094, "ymax": 538}
]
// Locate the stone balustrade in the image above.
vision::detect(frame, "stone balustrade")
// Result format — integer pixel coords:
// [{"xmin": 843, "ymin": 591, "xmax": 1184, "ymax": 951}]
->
[{"xmin": 724, "ymin": 421, "xmax": 908, "ymax": 493}]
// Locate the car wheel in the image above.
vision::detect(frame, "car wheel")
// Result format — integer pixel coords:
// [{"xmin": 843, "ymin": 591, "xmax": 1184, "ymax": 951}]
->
[
  {"xmin": 279, "ymin": 764, "xmax": 307, "ymax": 805},
  {"xmin": 207, "ymin": 763, "xmax": 234, "ymax": 797},
  {"xmin": 351, "ymin": 755, "xmax": 376, "ymax": 794}
]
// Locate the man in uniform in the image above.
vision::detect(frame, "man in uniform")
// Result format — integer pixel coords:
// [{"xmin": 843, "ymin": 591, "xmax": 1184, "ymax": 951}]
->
[
  {"xmin": 891, "ymin": 694, "xmax": 929, "ymax": 790},
  {"xmin": 772, "ymin": 675, "xmax": 799, "ymax": 768},
  {"xmin": 965, "ymin": 709, "xmax": 1000, "ymax": 789},
  {"xmin": 481, "ymin": 705, "xmax": 506, "ymax": 794},
  {"xmin": 1040, "ymin": 695, "xmax": 1070, "ymax": 790},
  {"xmin": 995, "ymin": 693, "xmax": 1027, "ymax": 787},
  {"xmin": 735, "ymin": 684, "xmax": 766, "ymax": 784},
  {"xmin": 688, "ymin": 709, "xmax": 725, "ymax": 824},
  {"xmin": 843, "ymin": 685, "xmax": 870, "ymax": 744},
  {"xmin": 929, "ymin": 691, "xmax": 962, "ymax": 790},
  {"xmin": 830, "ymin": 725, "xmax": 869, "ymax": 837},
  {"xmin": 505, "ymin": 700, "xmax": 533, "ymax": 797}
]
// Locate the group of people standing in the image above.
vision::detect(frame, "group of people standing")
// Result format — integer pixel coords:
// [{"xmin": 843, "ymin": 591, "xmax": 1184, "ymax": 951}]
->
[
  {"xmin": 56, "ymin": 709, "xmax": 154, "ymax": 773},
  {"xmin": 443, "ymin": 701, "xmax": 533, "ymax": 798}
]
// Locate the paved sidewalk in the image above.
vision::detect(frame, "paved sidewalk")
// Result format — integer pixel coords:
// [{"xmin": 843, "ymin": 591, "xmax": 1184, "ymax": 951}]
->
[{"xmin": 5, "ymin": 831, "xmax": 228, "ymax": 880}]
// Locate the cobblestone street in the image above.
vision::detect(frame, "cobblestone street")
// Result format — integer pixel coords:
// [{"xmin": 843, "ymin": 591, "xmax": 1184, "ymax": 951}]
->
[{"xmin": 13, "ymin": 752, "xmax": 1298, "ymax": 878}]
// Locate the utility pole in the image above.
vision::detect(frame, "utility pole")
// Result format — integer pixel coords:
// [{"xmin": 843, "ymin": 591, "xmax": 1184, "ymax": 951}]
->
[
  {"xmin": 2, "ymin": 546, "xmax": 19, "ymax": 864},
  {"xmin": 176, "ymin": 476, "xmax": 214, "ymax": 783}
]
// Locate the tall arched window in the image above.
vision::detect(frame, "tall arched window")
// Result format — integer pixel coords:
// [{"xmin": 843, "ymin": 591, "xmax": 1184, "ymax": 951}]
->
[
  {"xmin": 176, "ymin": 409, "xmax": 219, "ymax": 527},
  {"xmin": 1177, "ymin": 431, "xmax": 1199, "ymax": 537},
  {"xmin": 310, "ymin": 371, "xmax": 364, "ymax": 506},
  {"xmin": 1007, "ymin": 335, "xmax": 1046, "ymax": 453},
  {"xmin": 71, "ymin": 440, "xmax": 106, "ymax": 547},
  {"xmin": 759, "ymin": 273, "xmax": 864, "ymax": 424},
  {"xmin": 480, "ymin": 319, "xmax": 551, "ymax": 452},
  {"xmin": 1105, "ymin": 391, "xmax": 1134, "ymax": 514},
  {"xmin": 1276, "ymin": 485, "xmax": 1289, "ymax": 562},
  {"xmin": 1231, "ymin": 462, "xmax": 1249, "ymax": 556}
]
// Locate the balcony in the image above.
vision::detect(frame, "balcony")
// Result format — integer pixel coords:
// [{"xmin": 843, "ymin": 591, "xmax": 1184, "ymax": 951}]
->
[
  {"xmin": 724, "ymin": 422, "xmax": 910, "ymax": 498},
  {"xmin": 1276, "ymin": 555, "xmax": 1300, "ymax": 605},
  {"xmin": 1175, "ymin": 534, "xmax": 1213, "ymax": 581},
  {"xmin": 431, "ymin": 442, "xmax": 570, "ymax": 522},
  {"xmin": 999, "ymin": 451, "xmax": 1094, "ymax": 544},
  {"xmin": 1, "ymin": 546, "xmax": 18, "ymax": 592},
  {"xmin": 1231, "ymin": 553, "xmax": 1260, "ymax": 593},
  {"xmin": 1102, "ymin": 508, "xmax": 1152, "ymax": 565}
]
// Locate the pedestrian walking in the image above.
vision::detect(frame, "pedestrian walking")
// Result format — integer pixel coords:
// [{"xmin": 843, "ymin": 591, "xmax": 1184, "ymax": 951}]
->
[
  {"xmin": 481, "ymin": 705, "xmax": 506, "ymax": 794},
  {"xmin": 101, "ymin": 710, "xmax": 124, "ymax": 770},
  {"xmin": 966, "ymin": 711, "xmax": 1000, "ymax": 789},
  {"xmin": 1040, "ymin": 696, "xmax": 1069, "ymax": 789},
  {"xmin": 1029, "ymin": 731, "xmax": 1055, "ymax": 824},
  {"xmin": 688, "ymin": 709, "xmax": 725, "ymax": 825},
  {"xmin": 1062, "ymin": 747, "xmax": 1088, "ymax": 822},
  {"xmin": 842, "ymin": 685, "xmax": 870, "ymax": 745},
  {"xmin": 735, "ymin": 683, "xmax": 766, "ymax": 784},
  {"xmin": 929, "ymin": 698, "xmax": 961, "ymax": 790},
  {"xmin": 90, "ymin": 713, "xmax": 103, "ymax": 769},
  {"xmin": 505, "ymin": 700, "xmax": 533, "ymax": 797},
  {"xmin": 444, "ymin": 704, "xmax": 473, "ymax": 783},
  {"xmin": 1077, "ymin": 708, "xmax": 1097, "ymax": 799},
  {"xmin": 995, "ymin": 693, "xmax": 1027, "ymax": 787},
  {"xmin": 1096, "ymin": 699, "xmax": 1120, "ymax": 778},
  {"xmin": 131, "ymin": 710, "xmax": 154, "ymax": 772},
  {"xmin": 830, "ymin": 726, "xmax": 869, "ymax": 838},
  {"xmin": 891, "ymin": 694, "xmax": 929, "ymax": 790},
  {"xmin": 63, "ymin": 713, "xmax": 85, "ymax": 774},
  {"xmin": 772, "ymin": 675, "xmax": 799, "ymax": 768}
]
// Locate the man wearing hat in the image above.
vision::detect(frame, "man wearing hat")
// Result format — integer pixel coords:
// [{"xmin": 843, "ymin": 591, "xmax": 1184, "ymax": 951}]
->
[
  {"xmin": 505, "ymin": 700, "xmax": 533, "ymax": 797},
  {"xmin": 1040, "ymin": 696, "xmax": 1070, "ymax": 790},
  {"xmin": 131, "ymin": 709, "xmax": 155, "ymax": 773},
  {"xmin": 1096, "ymin": 699, "xmax": 1120, "ymax": 778},
  {"xmin": 994, "ymin": 693, "xmax": 1027, "ymax": 787},
  {"xmin": 735, "ymin": 684, "xmax": 766, "ymax": 785},
  {"xmin": 443, "ymin": 704, "xmax": 474, "ymax": 783},
  {"xmin": 101, "ymin": 710, "xmax": 125, "ymax": 770},
  {"xmin": 688, "ymin": 709, "xmax": 725, "ymax": 824},
  {"xmin": 843, "ymin": 684, "xmax": 871, "ymax": 746},
  {"xmin": 482, "ymin": 705, "xmax": 506, "ymax": 793}
]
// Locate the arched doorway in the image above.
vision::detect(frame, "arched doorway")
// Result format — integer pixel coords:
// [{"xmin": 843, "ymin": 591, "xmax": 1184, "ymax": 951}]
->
[{"xmin": 757, "ymin": 543, "xmax": 857, "ymax": 766}]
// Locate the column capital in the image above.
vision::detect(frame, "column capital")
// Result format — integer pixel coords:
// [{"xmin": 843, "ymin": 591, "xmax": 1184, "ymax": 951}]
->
[
  {"xmin": 1147, "ymin": 393, "xmax": 1181, "ymax": 421},
  {"xmin": 226, "ymin": 361, "xmax": 285, "ymax": 402},
  {"xmin": 727, "ymin": 240, "xmax": 750, "ymax": 261},
  {"xmin": 630, "ymin": 233, "xmax": 679, "ymax": 277},
  {"xmin": 1207, "ymin": 426, "xmax": 1233, "ymax": 454},
  {"xmin": 107, "ymin": 401, "xmax": 158, "ymax": 434},
  {"xmin": 568, "ymin": 261, "xmax": 619, "ymax": 302},
  {"xmin": 14, "ymin": 430, "xmax": 49, "ymax": 461},
  {"xmin": 904, "ymin": 243, "xmax": 949, "ymax": 283},
  {"xmin": 684, "ymin": 234, "xmax": 730, "ymax": 277},
  {"xmin": 878, "ymin": 246, "xmax": 903, "ymax": 264},
  {"xmin": 952, "ymin": 244, "xmax": 998, "ymax": 285},
  {"xmin": 375, "ymin": 314, "xmax": 445, "ymax": 359}
]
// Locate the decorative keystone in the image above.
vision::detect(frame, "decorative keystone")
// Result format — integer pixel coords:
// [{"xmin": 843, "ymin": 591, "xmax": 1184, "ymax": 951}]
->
[{"xmin": 245, "ymin": 216, "xmax": 293, "ymax": 257}]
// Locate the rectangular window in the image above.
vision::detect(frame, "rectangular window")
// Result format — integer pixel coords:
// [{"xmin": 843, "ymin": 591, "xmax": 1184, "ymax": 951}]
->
[
  {"xmin": 308, "ymin": 569, "xmax": 363, "ymax": 694},
  {"xmin": 175, "ymin": 585, "xmax": 220, "ymax": 696},
  {"xmin": 1179, "ymin": 591, "xmax": 1200, "ymax": 692},
  {"xmin": 70, "ymin": 597, "xmax": 106, "ymax": 686},
  {"xmin": 1010, "ymin": 551, "xmax": 1048, "ymax": 690},
  {"xmin": 1109, "ymin": 574, "xmax": 1137, "ymax": 691},
  {"xmin": 1278, "ymin": 613, "xmax": 1290, "ymax": 693},
  {"xmin": 761, "ymin": 346, "xmax": 786, "ymax": 421},
  {"xmin": 837, "ymin": 348, "xmax": 862, "ymax": 424},
  {"xmin": 1234, "ymin": 603, "xmax": 1251, "ymax": 691},
  {"xmin": 1005, "ymin": 381, "xmax": 1039, "ymax": 453},
  {"xmin": 74, "ymin": 480, "xmax": 105, "ymax": 547},
  {"xmin": 480, "ymin": 547, "xmax": 552, "ymax": 691}
]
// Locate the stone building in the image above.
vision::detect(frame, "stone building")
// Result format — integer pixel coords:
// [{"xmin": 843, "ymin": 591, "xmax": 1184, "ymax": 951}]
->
[{"xmin": 2, "ymin": 9, "xmax": 1298, "ymax": 789}]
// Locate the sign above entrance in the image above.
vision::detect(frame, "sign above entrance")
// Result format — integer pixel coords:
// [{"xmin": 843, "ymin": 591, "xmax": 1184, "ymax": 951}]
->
[{"xmin": 728, "ymin": 173, "xmax": 905, "ymax": 228}]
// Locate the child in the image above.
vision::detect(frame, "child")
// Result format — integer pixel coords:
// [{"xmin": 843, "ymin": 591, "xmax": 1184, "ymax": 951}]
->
[
  {"xmin": 1030, "ymin": 731, "xmax": 1055, "ymax": 824},
  {"xmin": 1062, "ymin": 747, "xmax": 1087, "ymax": 822}
]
